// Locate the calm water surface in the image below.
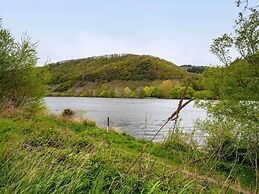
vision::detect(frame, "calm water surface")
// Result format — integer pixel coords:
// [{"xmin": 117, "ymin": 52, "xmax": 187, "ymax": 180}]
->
[{"xmin": 44, "ymin": 97, "xmax": 207, "ymax": 141}]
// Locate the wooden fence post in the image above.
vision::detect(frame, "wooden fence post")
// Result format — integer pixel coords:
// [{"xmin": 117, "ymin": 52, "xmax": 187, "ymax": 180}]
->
[{"xmin": 107, "ymin": 117, "xmax": 110, "ymax": 132}]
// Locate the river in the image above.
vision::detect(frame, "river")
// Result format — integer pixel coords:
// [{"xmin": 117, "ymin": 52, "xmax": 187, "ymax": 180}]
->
[{"xmin": 44, "ymin": 97, "xmax": 207, "ymax": 141}]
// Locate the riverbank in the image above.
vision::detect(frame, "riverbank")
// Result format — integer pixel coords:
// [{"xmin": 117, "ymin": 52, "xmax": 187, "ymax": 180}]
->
[
  {"xmin": 0, "ymin": 113, "xmax": 255, "ymax": 193},
  {"xmin": 46, "ymin": 89, "xmax": 215, "ymax": 100}
]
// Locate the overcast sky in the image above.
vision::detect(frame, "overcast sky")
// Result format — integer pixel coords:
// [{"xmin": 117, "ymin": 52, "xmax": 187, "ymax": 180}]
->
[{"xmin": 1, "ymin": 0, "xmax": 241, "ymax": 66}]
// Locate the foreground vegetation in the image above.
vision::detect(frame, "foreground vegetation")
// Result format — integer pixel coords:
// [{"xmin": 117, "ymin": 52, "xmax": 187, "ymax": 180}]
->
[{"xmin": 0, "ymin": 113, "xmax": 256, "ymax": 193}]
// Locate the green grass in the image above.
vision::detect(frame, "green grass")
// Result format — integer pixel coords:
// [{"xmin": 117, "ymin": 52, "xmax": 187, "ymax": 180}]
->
[{"xmin": 0, "ymin": 114, "xmax": 253, "ymax": 193}]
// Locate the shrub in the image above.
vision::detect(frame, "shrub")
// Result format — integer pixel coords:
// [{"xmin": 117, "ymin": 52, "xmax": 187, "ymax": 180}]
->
[
  {"xmin": 62, "ymin": 109, "xmax": 74, "ymax": 118},
  {"xmin": 54, "ymin": 81, "xmax": 73, "ymax": 92},
  {"xmin": 135, "ymin": 87, "xmax": 146, "ymax": 98},
  {"xmin": 160, "ymin": 80, "xmax": 173, "ymax": 98},
  {"xmin": 83, "ymin": 119, "xmax": 96, "ymax": 127},
  {"xmin": 170, "ymin": 87, "xmax": 195, "ymax": 99}
]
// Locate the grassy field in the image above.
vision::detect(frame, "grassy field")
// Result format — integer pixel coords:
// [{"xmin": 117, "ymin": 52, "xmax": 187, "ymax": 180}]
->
[{"xmin": 0, "ymin": 113, "xmax": 255, "ymax": 193}]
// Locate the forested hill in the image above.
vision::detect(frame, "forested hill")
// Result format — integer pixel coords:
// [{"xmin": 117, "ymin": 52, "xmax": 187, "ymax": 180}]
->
[
  {"xmin": 44, "ymin": 54, "xmax": 197, "ymax": 97},
  {"xmin": 46, "ymin": 54, "xmax": 185, "ymax": 84}
]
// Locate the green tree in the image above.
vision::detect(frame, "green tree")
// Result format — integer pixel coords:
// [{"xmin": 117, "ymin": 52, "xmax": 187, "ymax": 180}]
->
[
  {"xmin": 197, "ymin": 6, "xmax": 259, "ymax": 182},
  {"xmin": 135, "ymin": 87, "xmax": 145, "ymax": 98},
  {"xmin": 193, "ymin": 90, "xmax": 215, "ymax": 99},
  {"xmin": 114, "ymin": 88, "xmax": 123, "ymax": 97},
  {"xmin": 123, "ymin": 87, "xmax": 135, "ymax": 98},
  {"xmin": 170, "ymin": 87, "xmax": 195, "ymax": 99},
  {"xmin": 160, "ymin": 80, "xmax": 173, "ymax": 98},
  {"xmin": 210, "ymin": 9, "xmax": 259, "ymax": 66},
  {"xmin": 109, "ymin": 90, "xmax": 115, "ymax": 98},
  {"xmin": 0, "ymin": 20, "xmax": 46, "ymax": 113},
  {"xmin": 143, "ymin": 86, "xmax": 151, "ymax": 97},
  {"xmin": 210, "ymin": 33, "xmax": 233, "ymax": 66},
  {"xmin": 145, "ymin": 86, "xmax": 161, "ymax": 98}
]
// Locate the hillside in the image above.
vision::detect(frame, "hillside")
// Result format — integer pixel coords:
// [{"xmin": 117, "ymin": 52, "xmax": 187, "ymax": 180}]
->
[
  {"xmin": 47, "ymin": 54, "xmax": 184, "ymax": 83},
  {"xmin": 45, "ymin": 54, "xmax": 190, "ymax": 97}
]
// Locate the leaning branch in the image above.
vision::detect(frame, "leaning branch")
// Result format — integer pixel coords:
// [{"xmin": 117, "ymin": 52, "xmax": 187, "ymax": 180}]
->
[{"xmin": 124, "ymin": 83, "xmax": 194, "ymax": 176}]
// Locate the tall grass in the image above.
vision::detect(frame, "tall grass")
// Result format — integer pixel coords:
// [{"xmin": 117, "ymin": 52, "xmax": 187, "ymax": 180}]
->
[{"xmin": 0, "ymin": 114, "xmax": 250, "ymax": 193}]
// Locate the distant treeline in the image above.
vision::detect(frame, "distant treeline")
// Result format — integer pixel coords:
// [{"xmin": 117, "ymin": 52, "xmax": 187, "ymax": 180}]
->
[
  {"xmin": 44, "ymin": 54, "xmax": 215, "ymax": 99},
  {"xmin": 48, "ymin": 79, "xmax": 215, "ymax": 99},
  {"xmin": 180, "ymin": 65, "xmax": 207, "ymax": 74}
]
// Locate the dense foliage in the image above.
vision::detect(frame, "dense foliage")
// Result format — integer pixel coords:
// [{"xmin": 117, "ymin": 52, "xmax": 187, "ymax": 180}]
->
[
  {"xmin": 0, "ymin": 20, "xmax": 46, "ymax": 113},
  {"xmin": 180, "ymin": 65, "xmax": 206, "ymax": 74},
  {"xmin": 198, "ymin": 55, "xmax": 259, "ymax": 156},
  {"xmin": 46, "ymin": 54, "xmax": 184, "ymax": 83},
  {"xmin": 196, "ymin": 7, "xmax": 259, "ymax": 191},
  {"xmin": 44, "ymin": 55, "xmax": 215, "ymax": 99}
]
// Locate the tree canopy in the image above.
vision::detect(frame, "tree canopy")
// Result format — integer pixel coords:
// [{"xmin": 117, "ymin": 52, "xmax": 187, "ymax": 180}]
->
[
  {"xmin": 0, "ymin": 20, "xmax": 46, "ymax": 113},
  {"xmin": 197, "ymin": 5, "xmax": 259, "ymax": 184}
]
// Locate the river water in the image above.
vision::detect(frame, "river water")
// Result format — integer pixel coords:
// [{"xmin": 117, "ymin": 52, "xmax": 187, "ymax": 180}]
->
[{"xmin": 44, "ymin": 97, "xmax": 207, "ymax": 141}]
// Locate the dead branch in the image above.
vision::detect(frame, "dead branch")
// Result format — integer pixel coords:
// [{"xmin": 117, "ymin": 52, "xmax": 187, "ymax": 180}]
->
[{"xmin": 124, "ymin": 82, "xmax": 194, "ymax": 177}]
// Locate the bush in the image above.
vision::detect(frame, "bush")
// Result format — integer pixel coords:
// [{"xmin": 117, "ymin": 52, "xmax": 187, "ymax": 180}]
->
[
  {"xmin": 135, "ymin": 87, "xmax": 146, "ymax": 98},
  {"xmin": 160, "ymin": 80, "xmax": 173, "ymax": 98},
  {"xmin": 145, "ymin": 86, "xmax": 161, "ymax": 98},
  {"xmin": 170, "ymin": 87, "xmax": 195, "ymax": 99},
  {"xmin": 62, "ymin": 109, "xmax": 74, "ymax": 118},
  {"xmin": 54, "ymin": 81, "xmax": 73, "ymax": 92},
  {"xmin": 83, "ymin": 119, "xmax": 96, "ymax": 127}
]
